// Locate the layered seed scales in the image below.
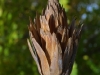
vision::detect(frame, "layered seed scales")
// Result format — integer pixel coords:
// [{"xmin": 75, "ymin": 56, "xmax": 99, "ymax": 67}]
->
[{"xmin": 27, "ymin": 0, "xmax": 83, "ymax": 75}]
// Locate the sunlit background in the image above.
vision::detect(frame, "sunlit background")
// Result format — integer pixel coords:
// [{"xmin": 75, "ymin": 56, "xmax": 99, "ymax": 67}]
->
[{"xmin": 0, "ymin": 0, "xmax": 100, "ymax": 75}]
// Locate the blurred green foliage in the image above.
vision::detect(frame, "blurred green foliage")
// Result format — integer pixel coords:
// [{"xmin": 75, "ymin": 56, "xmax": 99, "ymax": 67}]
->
[{"xmin": 0, "ymin": 0, "xmax": 100, "ymax": 75}]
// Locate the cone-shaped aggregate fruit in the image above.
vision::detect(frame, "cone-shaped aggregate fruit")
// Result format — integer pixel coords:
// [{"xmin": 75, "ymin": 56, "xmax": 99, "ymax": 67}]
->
[{"xmin": 27, "ymin": 0, "xmax": 83, "ymax": 75}]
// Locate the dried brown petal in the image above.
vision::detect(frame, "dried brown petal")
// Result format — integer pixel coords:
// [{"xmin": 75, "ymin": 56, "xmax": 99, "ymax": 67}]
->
[
  {"xmin": 50, "ymin": 33, "xmax": 62, "ymax": 75},
  {"xmin": 32, "ymin": 38, "xmax": 50, "ymax": 75},
  {"xmin": 27, "ymin": 39, "xmax": 42, "ymax": 75}
]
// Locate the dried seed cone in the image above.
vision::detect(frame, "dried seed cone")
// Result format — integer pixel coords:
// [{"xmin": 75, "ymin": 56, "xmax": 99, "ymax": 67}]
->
[{"xmin": 27, "ymin": 0, "xmax": 83, "ymax": 75}]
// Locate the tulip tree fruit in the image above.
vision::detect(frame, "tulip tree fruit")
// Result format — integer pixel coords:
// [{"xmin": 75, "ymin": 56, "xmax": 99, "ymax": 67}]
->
[{"xmin": 27, "ymin": 0, "xmax": 83, "ymax": 75}]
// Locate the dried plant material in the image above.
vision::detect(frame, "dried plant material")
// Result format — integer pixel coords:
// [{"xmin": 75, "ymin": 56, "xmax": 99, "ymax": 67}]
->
[
  {"xmin": 27, "ymin": 0, "xmax": 83, "ymax": 75},
  {"xmin": 27, "ymin": 39, "xmax": 42, "ymax": 75}
]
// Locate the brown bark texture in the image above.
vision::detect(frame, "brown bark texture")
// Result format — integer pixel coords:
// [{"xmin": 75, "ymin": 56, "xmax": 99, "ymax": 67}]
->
[{"xmin": 27, "ymin": 0, "xmax": 83, "ymax": 75}]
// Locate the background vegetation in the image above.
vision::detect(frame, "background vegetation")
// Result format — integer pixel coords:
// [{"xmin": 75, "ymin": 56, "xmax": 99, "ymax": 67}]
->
[{"xmin": 0, "ymin": 0, "xmax": 100, "ymax": 75}]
